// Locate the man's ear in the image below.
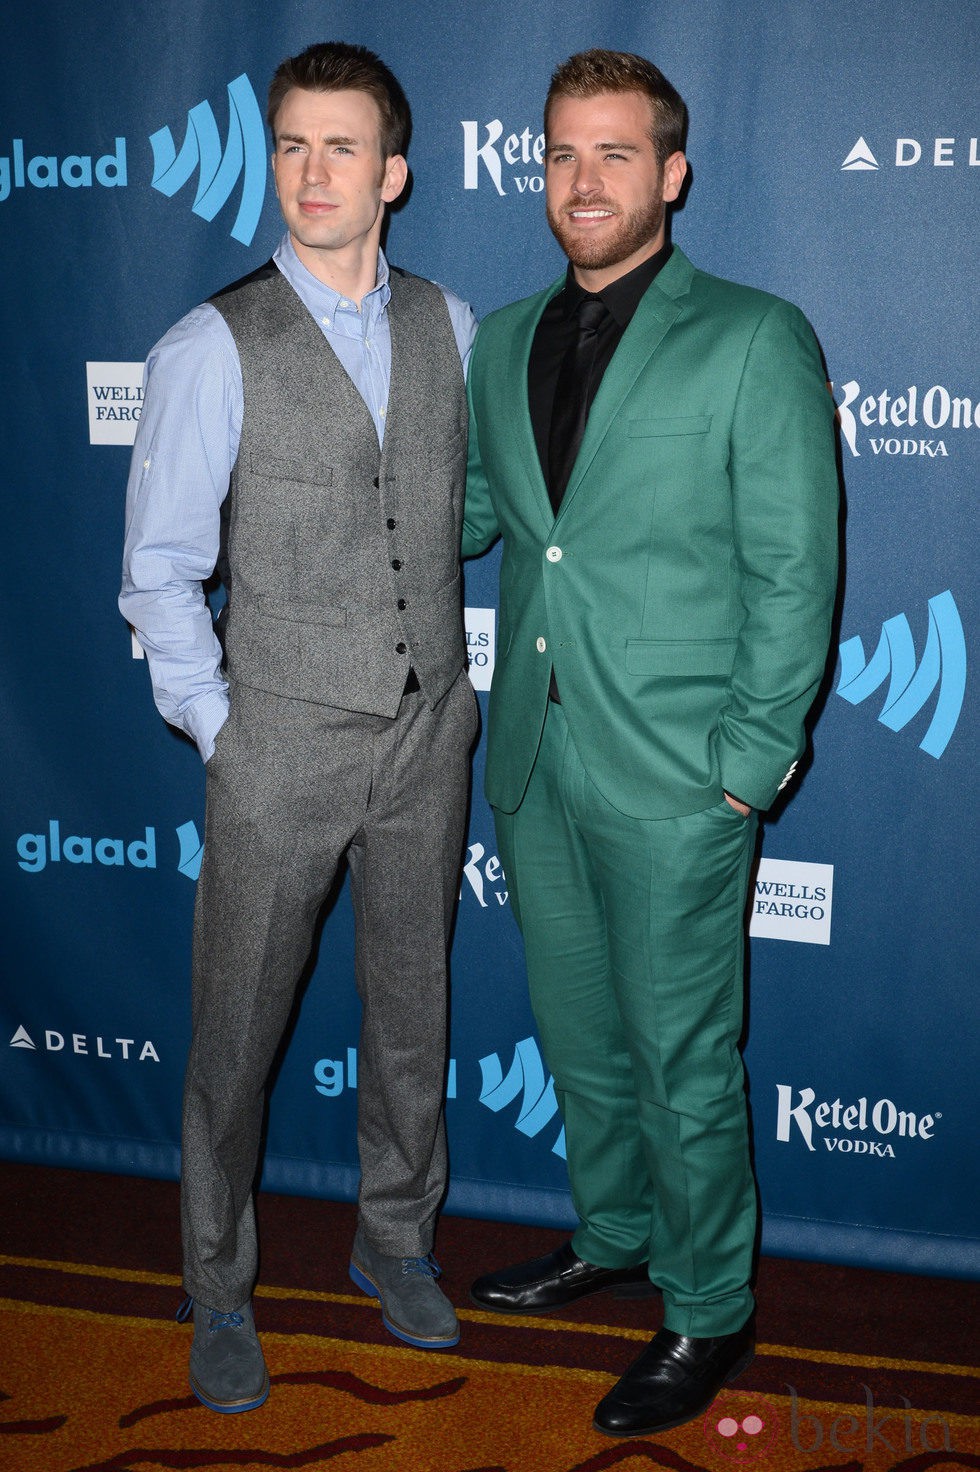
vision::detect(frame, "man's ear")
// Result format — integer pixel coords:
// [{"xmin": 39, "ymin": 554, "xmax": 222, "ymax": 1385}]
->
[
  {"xmin": 381, "ymin": 153, "xmax": 409, "ymax": 205},
  {"xmin": 662, "ymin": 150, "xmax": 687, "ymax": 203}
]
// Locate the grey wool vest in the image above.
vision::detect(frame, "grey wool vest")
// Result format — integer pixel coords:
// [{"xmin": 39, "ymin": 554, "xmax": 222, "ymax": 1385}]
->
[{"xmin": 209, "ymin": 264, "xmax": 468, "ymax": 716}]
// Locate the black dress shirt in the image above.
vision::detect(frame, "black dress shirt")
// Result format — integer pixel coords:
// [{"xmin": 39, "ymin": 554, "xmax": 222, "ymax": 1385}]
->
[{"xmin": 528, "ymin": 242, "xmax": 673, "ymax": 484}]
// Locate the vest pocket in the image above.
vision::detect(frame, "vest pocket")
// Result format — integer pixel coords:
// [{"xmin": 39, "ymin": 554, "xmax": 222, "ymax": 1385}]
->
[
  {"xmin": 247, "ymin": 452, "xmax": 335, "ymax": 486},
  {"xmin": 256, "ymin": 596, "xmax": 346, "ymax": 627}
]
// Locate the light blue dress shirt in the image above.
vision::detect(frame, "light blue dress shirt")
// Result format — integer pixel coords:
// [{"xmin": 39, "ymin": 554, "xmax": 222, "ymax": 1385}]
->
[{"xmin": 120, "ymin": 234, "xmax": 478, "ymax": 761}]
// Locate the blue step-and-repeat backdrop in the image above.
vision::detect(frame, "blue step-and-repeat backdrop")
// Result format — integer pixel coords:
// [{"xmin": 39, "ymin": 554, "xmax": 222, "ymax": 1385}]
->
[{"xmin": 1, "ymin": 1, "xmax": 977, "ymax": 1278}]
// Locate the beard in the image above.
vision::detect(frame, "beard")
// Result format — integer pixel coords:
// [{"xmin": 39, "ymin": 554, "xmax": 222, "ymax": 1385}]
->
[{"xmin": 546, "ymin": 193, "xmax": 666, "ymax": 272}]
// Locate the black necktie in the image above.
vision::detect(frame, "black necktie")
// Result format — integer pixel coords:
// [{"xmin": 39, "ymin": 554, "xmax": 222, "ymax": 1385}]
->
[{"xmin": 547, "ymin": 295, "xmax": 607, "ymax": 512}]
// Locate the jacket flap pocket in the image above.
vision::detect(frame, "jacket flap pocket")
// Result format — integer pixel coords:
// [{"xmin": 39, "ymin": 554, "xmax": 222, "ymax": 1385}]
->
[
  {"xmin": 627, "ymin": 415, "xmax": 712, "ymax": 437},
  {"xmin": 626, "ymin": 638, "xmax": 735, "ymax": 675}
]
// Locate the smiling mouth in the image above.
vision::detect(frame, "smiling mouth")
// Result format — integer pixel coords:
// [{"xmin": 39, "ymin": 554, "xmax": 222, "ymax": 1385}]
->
[{"xmin": 566, "ymin": 207, "xmax": 616, "ymax": 221}]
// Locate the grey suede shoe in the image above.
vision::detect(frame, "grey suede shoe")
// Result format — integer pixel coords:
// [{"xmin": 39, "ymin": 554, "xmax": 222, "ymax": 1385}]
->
[
  {"xmin": 177, "ymin": 1296, "xmax": 270, "ymax": 1412},
  {"xmin": 349, "ymin": 1229, "xmax": 460, "ymax": 1348}
]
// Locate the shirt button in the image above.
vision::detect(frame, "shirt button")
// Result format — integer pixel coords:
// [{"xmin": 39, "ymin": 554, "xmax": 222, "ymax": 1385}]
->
[
  {"xmin": 387, "ymin": 517, "xmax": 396, "ymax": 529},
  {"xmin": 536, "ymin": 636, "xmax": 547, "ymax": 653},
  {"xmin": 143, "ymin": 458, "xmax": 151, "ymax": 470},
  {"xmin": 391, "ymin": 559, "xmax": 402, "ymax": 570},
  {"xmin": 380, "ymin": 406, "xmax": 387, "ymax": 418},
  {"xmin": 396, "ymin": 641, "xmax": 407, "ymax": 654},
  {"xmin": 546, "ymin": 546, "xmax": 563, "ymax": 562}
]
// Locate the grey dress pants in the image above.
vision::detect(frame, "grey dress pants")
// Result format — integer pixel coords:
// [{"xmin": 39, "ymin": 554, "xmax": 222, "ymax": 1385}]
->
[{"xmin": 180, "ymin": 672, "xmax": 476, "ymax": 1311}]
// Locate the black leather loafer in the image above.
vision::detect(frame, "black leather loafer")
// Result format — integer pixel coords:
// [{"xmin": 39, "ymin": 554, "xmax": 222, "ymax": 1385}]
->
[
  {"xmin": 594, "ymin": 1321, "xmax": 755, "ymax": 1436},
  {"xmin": 470, "ymin": 1240, "xmax": 654, "ymax": 1313}
]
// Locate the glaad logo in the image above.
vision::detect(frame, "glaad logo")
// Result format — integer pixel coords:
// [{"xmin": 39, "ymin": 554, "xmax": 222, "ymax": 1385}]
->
[
  {"xmin": 0, "ymin": 137, "xmax": 127, "ymax": 202},
  {"xmin": 314, "ymin": 1047, "xmax": 458, "ymax": 1099},
  {"xmin": 149, "ymin": 74, "xmax": 266, "ymax": 246},
  {"xmin": 842, "ymin": 134, "xmax": 980, "ymax": 169},
  {"xmin": 312, "ymin": 1033, "xmax": 564, "ymax": 1160},
  {"xmin": 461, "ymin": 120, "xmax": 544, "ymax": 196},
  {"xmin": 9, "ymin": 1024, "xmax": 159, "ymax": 1062},
  {"xmin": 0, "ymin": 76, "xmax": 266, "ymax": 244},
  {"xmin": 833, "ymin": 378, "xmax": 979, "ymax": 458},
  {"xmin": 835, "ymin": 590, "xmax": 966, "ymax": 759},
  {"xmin": 478, "ymin": 1036, "xmax": 566, "ymax": 1159},
  {"xmin": 776, "ymin": 1084, "xmax": 939, "ymax": 1159},
  {"xmin": 176, "ymin": 821, "xmax": 204, "ymax": 881},
  {"xmin": 16, "ymin": 820, "xmax": 156, "ymax": 873}
]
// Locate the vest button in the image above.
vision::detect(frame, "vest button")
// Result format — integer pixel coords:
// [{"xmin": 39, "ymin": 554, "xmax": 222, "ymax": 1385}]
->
[
  {"xmin": 387, "ymin": 518, "xmax": 396, "ymax": 530},
  {"xmin": 396, "ymin": 641, "xmax": 407, "ymax": 654},
  {"xmin": 391, "ymin": 558, "xmax": 402, "ymax": 570}
]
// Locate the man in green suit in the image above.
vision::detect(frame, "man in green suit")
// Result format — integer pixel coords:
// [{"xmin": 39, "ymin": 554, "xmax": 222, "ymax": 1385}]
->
[{"xmin": 464, "ymin": 49, "xmax": 838, "ymax": 1437}]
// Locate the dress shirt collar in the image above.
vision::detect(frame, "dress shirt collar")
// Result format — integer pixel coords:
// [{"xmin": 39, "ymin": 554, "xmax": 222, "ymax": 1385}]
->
[
  {"xmin": 272, "ymin": 233, "xmax": 391, "ymax": 332},
  {"xmin": 560, "ymin": 241, "xmax": 673, "ymax": 328}
]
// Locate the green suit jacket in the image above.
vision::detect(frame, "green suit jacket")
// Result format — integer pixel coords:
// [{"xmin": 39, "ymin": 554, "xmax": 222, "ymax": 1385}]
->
[{"xmin": 463, "ymin": 248, "xmax": 839, "ymax": 819}]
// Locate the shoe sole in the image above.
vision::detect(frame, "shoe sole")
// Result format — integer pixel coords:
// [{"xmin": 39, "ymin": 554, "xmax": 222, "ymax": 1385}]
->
[
  {"xmin": 592, "ymin": 1346, "xmax": 755, "ymax": 1438},
  {"xmin": 349, "ymin": 1260, "xmax": 460, "ymax": 1349},
  {"xmin": 189, "ymin": 1369, "xmax": 270, "ymax": 1414}
]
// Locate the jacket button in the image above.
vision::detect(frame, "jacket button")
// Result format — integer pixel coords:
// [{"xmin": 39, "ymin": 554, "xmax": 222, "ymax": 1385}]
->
[
  {"xmin": 536, "ymin": 636, "xmax": 547, "ymax": 653},
  {"xmin": 373, "ymin": 477, "xmax": 380, "ymax": 488},
  {"xmin": 391, "ymin": 558, "xmax": 402, "ymax": 570},
  {"xmin": 546, "ymin": 545, "xmax": 563, "ymax": 562},
  {"xmin": 396, "ymin": 641, "xmax": 407, "ymax": 654},
  {"xmin": 397, "ymin": 598, "xmax": 407, "ymax": 610},
  {"xmin": 387, "ymin": 517, "xmax": 396, "ymax": 529}
]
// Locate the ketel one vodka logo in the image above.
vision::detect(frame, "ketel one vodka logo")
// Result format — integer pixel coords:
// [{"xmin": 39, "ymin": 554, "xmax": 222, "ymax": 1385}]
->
[
  {"xmin": 461, "ymin": 119, "xmax": 545, "ymax": 196},
  {"xmin": 776, "ymin": 1085, "xmax": 939, "ymax": 1159},
  {"xmin": 833, "ymin": 378, "xmax": 980, "ymax": 458}
]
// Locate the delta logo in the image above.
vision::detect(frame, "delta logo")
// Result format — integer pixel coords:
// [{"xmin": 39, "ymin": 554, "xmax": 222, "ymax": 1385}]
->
[
  {"xmin": 10, "ymin": 1024, "xmax": 160, "ymax": 1064},
  {"xmin": 0, "ymin": 73, "xmax": 267, "ymax": 245},
  {"xmin": 842, "ymin": 134, "xmax": 980, "ymax": 170}
]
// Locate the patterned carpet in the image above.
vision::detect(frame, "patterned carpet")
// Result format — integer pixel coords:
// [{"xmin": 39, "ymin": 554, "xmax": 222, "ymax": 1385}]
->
[{"xmin": 1, "ymin": 1164, "xmax": 977, "ymax": 1472}]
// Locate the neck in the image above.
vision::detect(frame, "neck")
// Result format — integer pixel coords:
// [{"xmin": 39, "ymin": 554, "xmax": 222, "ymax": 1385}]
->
[
  {"xmin": 570, "ymin": 230, "xmax": 667, "ymax": 295},
  {"xmin": 290, "ymin": 231, "xmax": 383, "ymax": 305}
]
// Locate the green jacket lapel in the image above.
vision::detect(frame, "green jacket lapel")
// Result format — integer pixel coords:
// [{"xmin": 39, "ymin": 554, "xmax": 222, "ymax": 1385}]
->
[{"xmin": 557, "ymin": 248, "xmax": 696, "ymax": 517}]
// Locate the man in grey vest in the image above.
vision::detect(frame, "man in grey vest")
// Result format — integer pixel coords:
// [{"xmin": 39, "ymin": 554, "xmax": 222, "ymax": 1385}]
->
[{"xmin": 120, "ymin": 42, "xmax": 477, "ymax": 1412}]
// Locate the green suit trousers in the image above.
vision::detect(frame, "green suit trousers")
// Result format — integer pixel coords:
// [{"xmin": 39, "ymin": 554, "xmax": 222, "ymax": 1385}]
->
[{"xmin": 494, "ymin": 701, "xmax": 759, "ymax": 1337}]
